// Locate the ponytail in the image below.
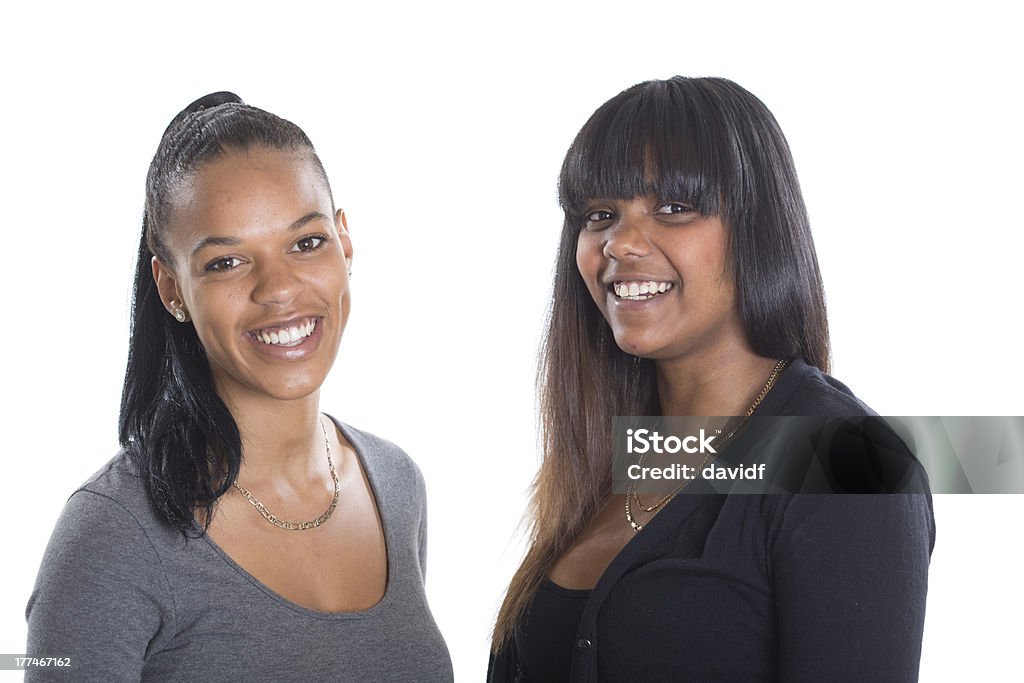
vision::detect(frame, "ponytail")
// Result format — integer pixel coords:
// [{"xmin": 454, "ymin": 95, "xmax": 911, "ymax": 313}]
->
[{"xmin": 118, "ymin": 93, "xmax": 330, "ymax": 535}]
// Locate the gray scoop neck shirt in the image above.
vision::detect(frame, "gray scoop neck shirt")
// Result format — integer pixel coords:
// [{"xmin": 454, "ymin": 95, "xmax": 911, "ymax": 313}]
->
[{"xmin": 26, "ymin": 419, "xmax": 453, "ymax": 682}]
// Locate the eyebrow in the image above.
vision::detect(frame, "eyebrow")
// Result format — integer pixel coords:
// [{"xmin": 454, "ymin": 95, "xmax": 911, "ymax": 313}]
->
[{"xmin": 190, "ymin": 211, "xmax": 332, "ymax": 257}]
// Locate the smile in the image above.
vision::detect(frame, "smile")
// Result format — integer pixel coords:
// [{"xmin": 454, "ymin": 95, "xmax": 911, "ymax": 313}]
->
[
  {"xmin": 612, "ymin": 281, "xmax": 674, "ymax": 301},
  {"xmin": 249, "ymin": 317, "xmax": 318, "ymax": 346}
]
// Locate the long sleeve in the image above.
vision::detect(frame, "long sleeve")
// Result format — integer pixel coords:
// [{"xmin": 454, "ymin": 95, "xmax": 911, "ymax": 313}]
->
[
  {"xmin": 26, "ymin": 490, "xmax": 175, "ymax": 681},
  {"xmin": 770, "ymin": 493, "xmax": 935, "ymax": 682}
]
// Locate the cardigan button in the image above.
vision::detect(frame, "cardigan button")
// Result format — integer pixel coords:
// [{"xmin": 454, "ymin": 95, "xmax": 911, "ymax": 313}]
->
[{"xmin": 576, "ymin": 638, "xmax": 592, "ymax": 650}]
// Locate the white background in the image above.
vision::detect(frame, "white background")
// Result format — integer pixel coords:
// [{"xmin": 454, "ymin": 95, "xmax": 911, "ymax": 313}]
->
[{"xmin": 1, "ymin": 1, "xmax": 1021, "ymax": 680}]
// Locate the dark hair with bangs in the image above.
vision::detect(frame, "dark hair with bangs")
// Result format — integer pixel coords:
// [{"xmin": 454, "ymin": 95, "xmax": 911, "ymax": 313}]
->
[
  {"xmin": 119, "ymin": 92, "xmax": 334, "ymax": 536},
  {"xmin": 492, "ymin": 76, "xmax": 830, "ymax": 651},
  {"xmin": 559, "ymin": 76, "xmax": 829, "ymax": 370}
]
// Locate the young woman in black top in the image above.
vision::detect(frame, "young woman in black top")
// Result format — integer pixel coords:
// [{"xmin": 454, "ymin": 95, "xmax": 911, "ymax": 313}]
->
[{"xmin": 489, "ymin": 77, "xmax": 933, "ymax": 682}]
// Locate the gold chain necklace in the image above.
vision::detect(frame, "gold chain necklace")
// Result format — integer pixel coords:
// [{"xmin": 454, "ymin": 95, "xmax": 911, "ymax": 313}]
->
[
  {"xmin": 233, "ymin": 419, "xmax": 340, "ymax": 531},
  {"xmin": 625, "ymin": 358, "xmax": 789, "ymax": 532}
]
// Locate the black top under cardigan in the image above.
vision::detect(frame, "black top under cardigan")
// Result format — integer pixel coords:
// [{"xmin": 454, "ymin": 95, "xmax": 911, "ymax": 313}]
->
[{"xmin": 488, "ymin": 358, "xmax": 935, "ymax": 682}]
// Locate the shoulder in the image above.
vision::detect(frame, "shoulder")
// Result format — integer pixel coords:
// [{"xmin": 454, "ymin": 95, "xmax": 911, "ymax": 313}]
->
[
  {"xmin": 29, "ymin": 453, "xmax": 175, "ymax": 616},
  {"xmin": 329, "ymin": 418, "xmax": 426, "ymax": 497},
  {"xmin": 760, "ymin": 357, "xmax": 877, "ymax": 417},
  {"xmin": 40, "ymin": 451, "xmax": 179, "ymax": 564},
  {"xmin": 32, "ymin": 452, "xmax": 185, "ymax": 596},
  {"xmin": 749, "ymin": 360, "xmax": 933, "ymax": 494},
  {"xmin": 66, "ymin": 451, "xmax": 168, "ymax": 533}
]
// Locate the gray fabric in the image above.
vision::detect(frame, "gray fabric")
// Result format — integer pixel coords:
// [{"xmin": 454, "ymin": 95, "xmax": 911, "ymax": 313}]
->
[{"xmin": 26, "ymin": 420, "xmax": 453, "ymax": 682}]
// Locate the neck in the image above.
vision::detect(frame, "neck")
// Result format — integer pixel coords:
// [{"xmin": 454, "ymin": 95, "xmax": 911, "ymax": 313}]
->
[
  {"xmin": 655, "ymin": 341, "xmax": 780, "ymax": 417},
  {"xmin": 217, "ymin": 388, "xmax": 327, "ymax": 484}
]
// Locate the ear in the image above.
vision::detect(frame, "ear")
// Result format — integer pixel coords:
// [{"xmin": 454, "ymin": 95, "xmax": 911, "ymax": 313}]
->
[
  {"xmin": 335, "ymin": 208, "xmax": 354, "ymax": 266},
  {"xmin": 152, "ymin": 256, "xmax": 186, "ymax": 318}
]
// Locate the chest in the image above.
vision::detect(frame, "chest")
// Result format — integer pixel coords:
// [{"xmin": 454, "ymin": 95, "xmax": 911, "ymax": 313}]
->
[
  {"xmin": 548, "ymin": 495, "xmax": 636, "ymax": 590},
  {"xmin": 206, "ymin": 474, "xmax": 387, "ymax": 613},
  {"xmin": 524, "ymin": 495, "xmax": 779, "ymax": 680}
]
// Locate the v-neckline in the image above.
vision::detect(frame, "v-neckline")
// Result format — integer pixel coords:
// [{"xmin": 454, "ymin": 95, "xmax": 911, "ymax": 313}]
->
[{"xmin": 196, "ymin": 417, "xmax": 394, "ymax": 619}]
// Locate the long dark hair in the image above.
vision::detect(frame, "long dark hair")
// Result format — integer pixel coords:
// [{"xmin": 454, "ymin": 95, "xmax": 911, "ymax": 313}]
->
[
  {"xmin": 493, "ymin": 76, "xmax": 831, "ymax": 650},
  {"xmin": 118, "ymin": 92, "xmax": 333, "ymax": 536}
]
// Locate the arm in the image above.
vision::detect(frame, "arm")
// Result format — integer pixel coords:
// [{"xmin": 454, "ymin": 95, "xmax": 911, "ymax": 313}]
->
[
  {"xmin": 771, "ymin": 493, "xmax": 935, "ymax": 682},
  {"xmin": 416, "ymin": 464, "xmax": 428, "ymax": 580},
  {"xmin": 26, "ymin": 490, "xmax": 174, "ymax": 681}
]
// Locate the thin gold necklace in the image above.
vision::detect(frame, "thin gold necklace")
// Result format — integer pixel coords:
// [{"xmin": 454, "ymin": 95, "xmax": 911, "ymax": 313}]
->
[
  {"xmin": 625, "ymin": 358, "xmax": 788, "ymax": 532},
  {"xmin": 233, "ymin": 418, "xmax": 340, "ymax": 531}
]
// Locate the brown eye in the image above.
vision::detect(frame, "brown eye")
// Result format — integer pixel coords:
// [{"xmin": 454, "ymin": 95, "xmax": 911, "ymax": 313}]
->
[
  {"xmin": 290, "ymin": 235, "xmax": 327, "ymax": 253},
  {"xmin": 583, "ymin": 210, "xmax": 614, "ymax": 230},
  {"xmin": 206, "ymin": 256, "xmax": 243, "ymax": 272},
  {"xmin": 655, "ymin": 202, "xmax": 695, "ymax": 215}
]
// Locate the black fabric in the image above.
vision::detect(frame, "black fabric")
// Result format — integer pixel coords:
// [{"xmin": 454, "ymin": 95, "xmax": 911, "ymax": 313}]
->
[
  {"xmin": 515, "ymin": 579, "xmax": 591, "ymax": 682},
  {"xmin": 489, "ymin": 358, "xmax": 935, "ymax": 682}
]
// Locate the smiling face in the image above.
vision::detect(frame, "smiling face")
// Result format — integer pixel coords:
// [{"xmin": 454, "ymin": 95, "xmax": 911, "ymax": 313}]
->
[
  {"xmin": 153, "ymin": 146, "xmax": 352, "ymax": 406},
  {"xmin": 575, "ymin": 195, "xmax": 745, "ymax": 361}
]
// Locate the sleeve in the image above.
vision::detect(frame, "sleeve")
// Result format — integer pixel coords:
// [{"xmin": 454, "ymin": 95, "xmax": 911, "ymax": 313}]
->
[
  {"xmin": 415, "ymin": 464, "xmax": 428, "ymax": 581},
  {"xmin": 770, "ymin": 493, "xmax": 935, "ymax": 682},
  {"xmin": 25, "ymin": 490, "xmax": 175, "ymax": 681}
]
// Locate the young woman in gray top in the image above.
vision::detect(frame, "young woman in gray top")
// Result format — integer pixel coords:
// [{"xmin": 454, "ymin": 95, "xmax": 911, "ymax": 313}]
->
[{"xmin": 26, "ymin": 93, "xmax": 452, "ymax": 681}]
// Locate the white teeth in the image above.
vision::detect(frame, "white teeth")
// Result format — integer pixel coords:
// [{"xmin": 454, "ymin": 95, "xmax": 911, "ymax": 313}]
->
[
  {"xmin": 254, "ymin": 319, "xmax": 317, "ymax": 346},
  {"xmin": 612, "ymin": 281, "xmax": 674, "ymax": 301}
]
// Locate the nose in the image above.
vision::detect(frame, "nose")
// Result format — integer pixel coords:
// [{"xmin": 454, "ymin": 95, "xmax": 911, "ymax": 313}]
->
[
  {"xmin": 603, "ymin": 214, "xmax": 652, "ymax": 260},
  {"xmin": 251, "ymin": 257, "xmax": 305, "ymax": 305}
]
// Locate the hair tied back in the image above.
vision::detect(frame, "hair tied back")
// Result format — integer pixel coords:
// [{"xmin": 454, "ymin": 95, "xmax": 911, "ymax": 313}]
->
[
  {"xmin": 162, "ymin": 91, "xmax": 245, "ymax": 137},
  {"xmin": 185, "ymin": 91, "xmax": 244, "ymax": 113}
]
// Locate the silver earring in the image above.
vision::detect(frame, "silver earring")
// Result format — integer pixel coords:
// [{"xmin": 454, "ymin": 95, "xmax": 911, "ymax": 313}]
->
[{"xmin": 170, "ymin": 301, "xmax": 190, "ymax": 323}]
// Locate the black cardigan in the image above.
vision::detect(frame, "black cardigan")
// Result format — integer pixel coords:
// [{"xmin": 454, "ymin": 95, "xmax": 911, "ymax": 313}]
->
[{"xmin": 488, "ymin": 358, "xmax": 934, "ymax": 682}]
